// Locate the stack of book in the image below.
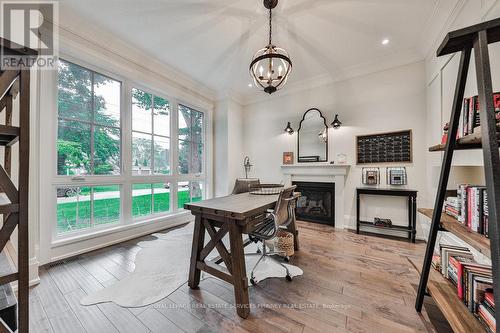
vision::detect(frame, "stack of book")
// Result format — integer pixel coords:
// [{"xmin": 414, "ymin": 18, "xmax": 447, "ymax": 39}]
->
[
  {"xmin": 444, "ymin": 196, "xmax": 460, "ymax": 219},
  {"xmin": 461, "ymin": 93, "xmax": 500, "ymax": 138},
  {"xmin": 436, "ymin": 244, "xmax": 495, "ymax": 332},
  {"xmin": 479, "ymin": 291, "xmax": 496, "ymax": 333},
  {"xmin": 457, "ymin": 184, "xmax": 489, "ymax": 236}
]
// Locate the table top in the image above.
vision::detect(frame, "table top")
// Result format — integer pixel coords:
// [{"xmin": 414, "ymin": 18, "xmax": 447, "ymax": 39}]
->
[{"xmin": 184, "ymin": 192, "xmax": 280, "ymax": 220}]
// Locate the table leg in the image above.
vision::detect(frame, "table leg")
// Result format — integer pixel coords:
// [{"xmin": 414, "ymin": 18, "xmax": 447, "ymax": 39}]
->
[
  {"xmin": 188, "ymin": 215, "xmax": 205, "ymax": 289},
  {"xmin": 228, "ymin": 222, "xmax": 250, "ymax": 318}
]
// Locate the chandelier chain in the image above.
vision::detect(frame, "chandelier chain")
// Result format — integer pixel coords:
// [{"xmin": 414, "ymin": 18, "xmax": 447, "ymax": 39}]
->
[{"xmin": 268, "ymin": 8, "xmax": 272, "ymax": 45}]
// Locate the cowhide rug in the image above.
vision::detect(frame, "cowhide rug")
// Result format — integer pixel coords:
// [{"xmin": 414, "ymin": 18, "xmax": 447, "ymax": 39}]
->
[{"xmin": 80, "ymin": 224, "xmax": 303, "ymax": 308}]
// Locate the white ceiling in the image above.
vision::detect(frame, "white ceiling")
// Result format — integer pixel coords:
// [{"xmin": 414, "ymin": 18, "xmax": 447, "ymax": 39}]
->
[{"xmin": 58, "ymin": 0, "xmax": 456, "ymax": 102}]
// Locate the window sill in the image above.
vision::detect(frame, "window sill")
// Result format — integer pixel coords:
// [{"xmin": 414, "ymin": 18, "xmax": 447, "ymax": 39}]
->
[{"xmin": 51, "ymin": 210, "xmax": 192, "ymax": 248}]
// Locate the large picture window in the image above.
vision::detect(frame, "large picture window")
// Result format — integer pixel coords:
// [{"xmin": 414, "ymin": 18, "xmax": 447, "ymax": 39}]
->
[
  {"xmin": 57, "ymin": 60, "xmax": 121, "ymax": 175},
  {"xmin": 53, "ymin": 59, "xmax": 207, "ymax": 238}
]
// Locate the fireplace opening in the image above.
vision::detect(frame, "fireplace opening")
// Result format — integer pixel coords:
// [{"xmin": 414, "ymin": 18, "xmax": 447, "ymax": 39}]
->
[{"xmin": 292, "ymin": 181, "xmax": 335, "ymax": 226}]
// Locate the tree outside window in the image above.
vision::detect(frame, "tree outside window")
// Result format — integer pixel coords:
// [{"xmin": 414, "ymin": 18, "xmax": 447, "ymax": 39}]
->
[
  {"xmin": 131, "ymin": 88, "xmax": 170, "ymax": 175},
  {"xmin": 57, "ymin": 60, "xmax": 121, "ymax": 175}
]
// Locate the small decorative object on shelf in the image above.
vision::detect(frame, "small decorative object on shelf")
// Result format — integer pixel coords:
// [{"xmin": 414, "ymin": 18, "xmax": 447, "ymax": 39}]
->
[
  {"xmin": 373, "ymin": 217, "xmax": 392, "ymax": 227},
  {"xmin": 362, "ymin": 167, "xmax": 379, "ymax": 185},
  {"xmin": 386, "ymin": 167, "xmax": 407, "ymax": 185},
  {"xmin": 283, "ymin": 152, "xmax": 293, "ymax": 164},
  {"xmin": 442, "ymin": 122, "xmax": 449, "ymax": 144},
  {"xmin": 243, "ymin": 156, "xmax": 252, "ymax": 178},
  {"xmin": 336, "ymin": 153, "xmax": 347, "ymax": 164}
]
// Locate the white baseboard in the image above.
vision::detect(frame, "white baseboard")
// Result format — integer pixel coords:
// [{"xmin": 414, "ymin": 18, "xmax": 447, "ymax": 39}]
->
[{"xmin": 46, "ymin": 215, "xmax": 193, "ymax": 264}]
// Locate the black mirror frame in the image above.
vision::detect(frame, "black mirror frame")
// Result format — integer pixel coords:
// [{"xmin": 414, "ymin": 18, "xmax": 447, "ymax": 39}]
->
[{"xmin": 297, "ymin": 108, "xmax": 329, "ymax": 163}]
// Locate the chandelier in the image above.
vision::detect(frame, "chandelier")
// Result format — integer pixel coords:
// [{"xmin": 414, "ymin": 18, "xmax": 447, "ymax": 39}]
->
[{"xmin": 249, "ymin": 0, "xmax": 292, "ymax": 94}]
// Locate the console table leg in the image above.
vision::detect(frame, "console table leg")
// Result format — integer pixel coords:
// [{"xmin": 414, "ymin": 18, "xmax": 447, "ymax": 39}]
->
[
  {"xmin": 356, "ymin": 193, "xmax": 360, "ymax": 234},
  {"xmin": 412, "ymin": 196, "xmax": 417, "ymax": 243}
]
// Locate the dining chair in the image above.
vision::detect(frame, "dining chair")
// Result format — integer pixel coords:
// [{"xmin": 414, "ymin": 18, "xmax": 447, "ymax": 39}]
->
[
  {"xmin": 246, "ymin": 185, "xmax": 297, "ymax": 285},
  {"xmin": 231, "ymin": 178, "xmax": 260, "ymax": 195}
]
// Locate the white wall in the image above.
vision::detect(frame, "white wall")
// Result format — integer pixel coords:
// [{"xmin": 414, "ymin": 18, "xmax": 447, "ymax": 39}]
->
[
  {"xmin": 241, "ymin": 61, "xmax": 427, "ymax": 230},
  {"xmin": 214, "ymin": 99, "xmax": 245, "ymax": 196}
]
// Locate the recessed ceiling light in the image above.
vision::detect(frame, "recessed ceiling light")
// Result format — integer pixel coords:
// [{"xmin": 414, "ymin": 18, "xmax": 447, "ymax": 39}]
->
[
  {"xmin": 382, "ymin": 38, "xmax": 390, "ymax": 45},
  {"xmin": 248, "ymin": 83, "xmax": 253, "ymax": 87}
]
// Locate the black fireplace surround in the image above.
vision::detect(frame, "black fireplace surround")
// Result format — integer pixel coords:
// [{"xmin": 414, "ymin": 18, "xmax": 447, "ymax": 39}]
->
[{"xmin": 292, "ymin": 181, "xmax": 335, "ymax": 226}]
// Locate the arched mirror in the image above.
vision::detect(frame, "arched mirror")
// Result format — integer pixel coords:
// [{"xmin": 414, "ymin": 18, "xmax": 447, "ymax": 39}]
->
[{"xmin": 297, "ymin": 108, "xmax": 328, "ymax": 162}]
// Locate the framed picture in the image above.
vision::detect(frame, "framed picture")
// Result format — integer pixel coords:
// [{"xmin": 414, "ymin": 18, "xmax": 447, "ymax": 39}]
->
[{"xmin": 283, "ymin": 152, "xmax": 294, "ymax": 165}]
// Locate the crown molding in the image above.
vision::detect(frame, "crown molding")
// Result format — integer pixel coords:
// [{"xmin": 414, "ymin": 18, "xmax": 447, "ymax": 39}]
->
[
  {"xmin": 215, "ymin": 89, "xmax": 245, "ymax": 106},
  {"xmin": 56, "ymin": 7, "xmax": 216, "ymax": 105},
  {"xmin": 240, "ymin": 47, "xmax": 424, "ymax": 106},
  {"xmin": 421, "ymin": 0, "xmax": 467, "ymax": 61},
  {"xmin": 482, "ymin": 0, "xmax": 500, "ymax": 19}
]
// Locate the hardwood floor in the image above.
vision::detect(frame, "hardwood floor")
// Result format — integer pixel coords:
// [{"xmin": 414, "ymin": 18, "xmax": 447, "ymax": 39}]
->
[{"xmin": 29, "ymin": 222, "xmax": 451, "ymax": 333}]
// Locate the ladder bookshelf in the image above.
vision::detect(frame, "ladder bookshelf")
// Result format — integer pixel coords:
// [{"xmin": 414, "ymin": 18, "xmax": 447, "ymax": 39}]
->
[
  {"xmin": 0, "ymin": 38, "xmax": 35, "ymax": 332},
  {"xmin": 415, "ymin": 18, "xmax": 500, "ymax": 333}
]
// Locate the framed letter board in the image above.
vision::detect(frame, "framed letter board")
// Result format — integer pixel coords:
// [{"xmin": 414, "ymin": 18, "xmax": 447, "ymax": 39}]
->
[{"xmin": 356, "ymin": 130, "xmax": 412, "ymax": 164}]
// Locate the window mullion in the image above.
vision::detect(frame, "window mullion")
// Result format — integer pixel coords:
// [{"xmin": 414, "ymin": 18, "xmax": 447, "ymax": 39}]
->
[
  {"xmin": 90, "ymin": 72, "xmax": 95, "ymax": 175},
  {"xmin": 150, "ymin": 94, "xmax": 154, "ymax": 176},
  {"xmin": 171, "ymin": 100, "xmax": 179, "ymax": 211}
]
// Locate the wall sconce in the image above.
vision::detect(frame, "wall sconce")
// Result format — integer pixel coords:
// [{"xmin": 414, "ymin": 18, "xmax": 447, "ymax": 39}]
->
[
  {"xmin": 331, "ymin": 114, "xmax": 342, "ymax": 129},
  {"xmin": 284, "ymin": 122, "xmax": 294, "ymax": 135}
]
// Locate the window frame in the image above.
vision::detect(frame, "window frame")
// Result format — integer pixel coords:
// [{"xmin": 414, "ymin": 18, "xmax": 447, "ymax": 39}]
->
[{"xmin": 51, "ymin": 55, "xmax": 209, "ymax": 241}]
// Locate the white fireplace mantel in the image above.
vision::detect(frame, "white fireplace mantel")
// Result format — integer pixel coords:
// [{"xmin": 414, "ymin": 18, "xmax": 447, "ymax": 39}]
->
[{"xmin": 281, "ymin": 164, "xmax": 350, "ymax": 228}]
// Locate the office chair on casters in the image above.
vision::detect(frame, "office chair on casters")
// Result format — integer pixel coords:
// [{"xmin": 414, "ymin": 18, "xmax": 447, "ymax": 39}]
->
[{"xmin": 247, "ymin": 185, "xmax": 297, "ymax": 285}]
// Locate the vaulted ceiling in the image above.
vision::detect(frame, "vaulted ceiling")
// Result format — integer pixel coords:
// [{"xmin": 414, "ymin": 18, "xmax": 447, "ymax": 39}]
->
[{"xmin": 58, "ymin": 0, "xmax": 460, "ymax": 101}]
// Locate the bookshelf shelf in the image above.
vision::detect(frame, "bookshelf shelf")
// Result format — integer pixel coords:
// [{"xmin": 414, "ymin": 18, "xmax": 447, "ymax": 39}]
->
[
  {"xmin": 409, "ymin": 257, "xmax": 487, "ymax": 333},
  {"xmin": 428, "ymin": 124, "xmax": 500, "ymax": 152},
  {"xmin": 418, "ymin": 208, "xmax": 491, "ymax": 258}
]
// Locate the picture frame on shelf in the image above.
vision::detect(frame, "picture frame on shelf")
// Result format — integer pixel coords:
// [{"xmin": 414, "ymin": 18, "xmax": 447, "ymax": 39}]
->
[{"xmin": 283, "ymin": 152, "xmax": 294, "ymax": 165}]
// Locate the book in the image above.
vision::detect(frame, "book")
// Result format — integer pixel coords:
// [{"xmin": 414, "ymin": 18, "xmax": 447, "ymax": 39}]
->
[
  {"xmin": 472, "ymin": 276, "xmax": 493, "ymax": 313},
  {"xmin": 485, "ymin": 291, "xmax": 495, "ymax": 309},
  {"xmin": 464, "ymin": 264, "xmax": 492, "ymax": 309},
  {"xmin": 459, "ymin": 262, "xmax": 491, "ymax": 302},
  {"xmin": 431, "ymin": 254, "xmax": 441, "ymax": 271},
  {"xmin": 449, "ymin": 255, "xmax": 475, "ymax": 298},
  {"xmin": 458, "ymin": 184, "xmax": 470, "ymax": 224},
  {"xmin": 441, "ymin": 247, "xmax": 473, "ymax": 278},
  {"xmin": 478, "ymin": 303, "xmax": 496, "ymax": 333}
]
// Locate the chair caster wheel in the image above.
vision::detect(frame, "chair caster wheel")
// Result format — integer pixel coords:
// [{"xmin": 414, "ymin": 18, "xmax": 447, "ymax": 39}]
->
[
  {"xmin": 286, "ymin": 274, "xmax": 292, "ymax": 282},
  {"xmin": 284, "ymin": 256, "xmax": 290, "ymax": 262},
  {"xmin": 250, "ymin": 278, "xmax": 257, "ymax": 285}
]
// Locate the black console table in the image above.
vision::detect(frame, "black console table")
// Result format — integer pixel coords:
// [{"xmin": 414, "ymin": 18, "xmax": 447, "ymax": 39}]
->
[{"xmin": 356, "ymin": 187, "xmax": 417, "ymax": 243}]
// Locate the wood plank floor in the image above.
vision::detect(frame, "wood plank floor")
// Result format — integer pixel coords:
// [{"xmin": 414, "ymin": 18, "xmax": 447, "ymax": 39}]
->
[{"xmin": 29, "ymin": 222, "xmax": 452, "ymax": 333}]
